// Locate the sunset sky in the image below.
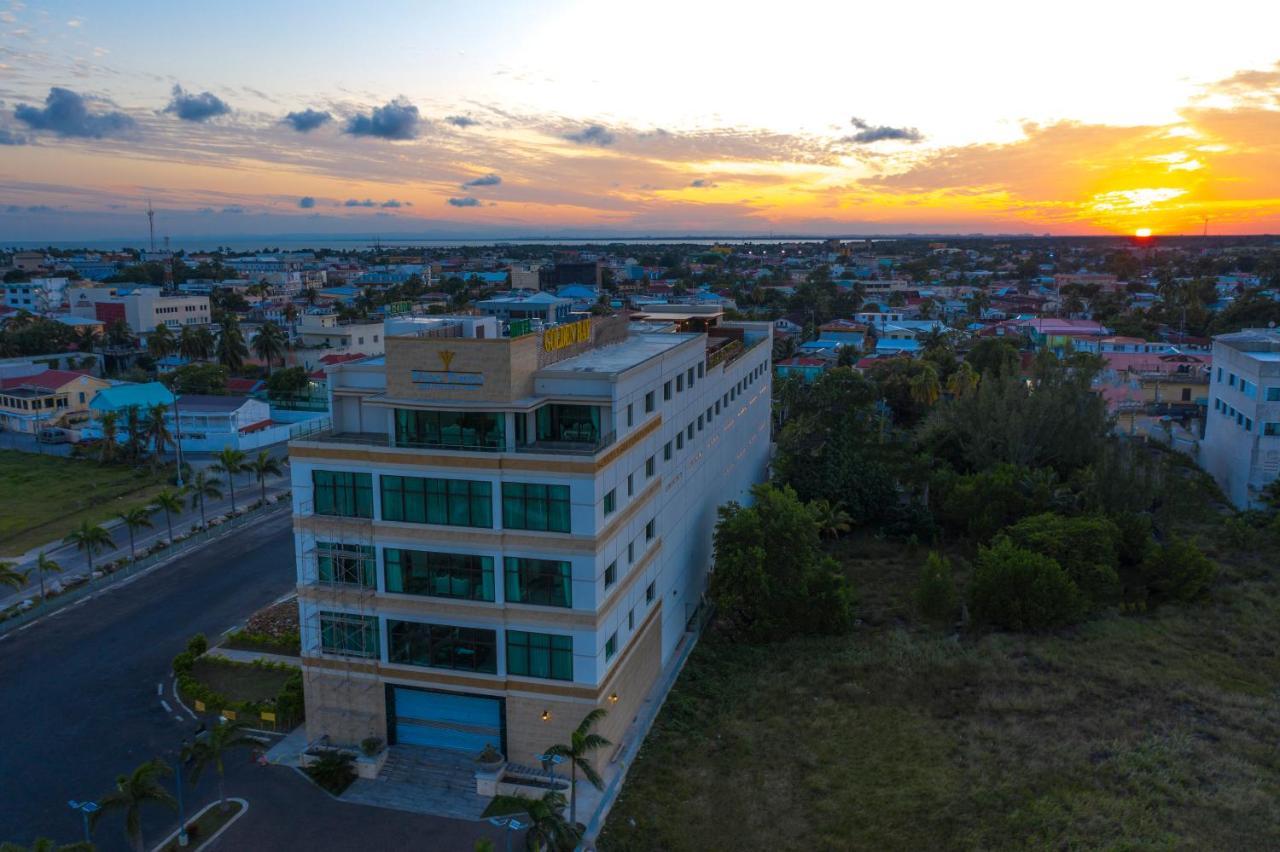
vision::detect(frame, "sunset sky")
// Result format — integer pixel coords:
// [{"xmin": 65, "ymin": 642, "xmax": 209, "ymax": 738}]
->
[{"xmin": 3, "ymin": 0, "xmax": 1280, "ymax": 242}]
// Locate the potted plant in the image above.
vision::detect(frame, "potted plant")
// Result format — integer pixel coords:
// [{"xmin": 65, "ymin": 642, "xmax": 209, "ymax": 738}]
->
[
  {"xmin": 475, "ymin": 743, "xmax": 505, "ymax": 771},
  {"xmin": 360, "ymin": 737, "xmax": 383, "ymax": 758}
]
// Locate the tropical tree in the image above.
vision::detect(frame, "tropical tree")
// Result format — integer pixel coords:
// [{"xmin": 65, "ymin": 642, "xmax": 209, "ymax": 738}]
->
[
  {"xmin": 185, "ymin": 719, "xmax": 258, "ymax": 812},
  {"xmin": 179, "ymin": 325, "xmax": 215, "ymax": 361},
  {"xmin": 945, "ymin": 360, "xmax": 980, "ymax": 399},
  {"xmin": 217, "ymin": 317, "xmax": 249, "ymax": 373},
  {"xmin": 123, "ymin": 405, "xmax": 145, "ymax": 463},
  {"xmin": 28, "ymin": 551, "xmax": 62, "ymax": 603},
  {"xmin": 487, "ymin": 792, "xmax": 581, "ymax": 852},
  {"xmin": 0, "ymin": 838, "xmax": 94, "ymax": 852},
  {"xmin": 908, "ymin": 363, "xmax": 941, "ymax": 408},
  {"xmin": 251, "ymin": 321, "xmax": 287, "ymax": 376},
  {"xmin": 188, "ymin": 470, "xmax": 223, "ymax": 527},
  {"xmin": 809, "ymin": 498, "xmax": 852, "ymax": 540},
  {"xmin": 97, "ymin": 410, "xmax": 120, "ymax": 464},
  {"xmin": 248, "ymin": 449, "xmax": 283, "ymax": 504},
  {"xmin": 116, "ymin": 506, "xmax": 155, "ymax": 560},
  {"xmin": 90, "ymin": 758, "xmax": 176, "ymax": 852},
  {"xmin": 104, "ymin": 318, "xmax": 134, "ymax": 348},
  {"xmin": 544, "ymin": 708, "xmax": 611, "ymax": 826},
  {"xmin": 0, "ymin": 561, "xmax": 27, "ymax": 591},
  {"xmin": 145, "ymin": 402, "xmax": 173, "ymax": 465},
  {"xmin": 151, "ymin": 489, "xmax": 184, "ymax": 543},
  {"xmin": 64, "ymin": 521, "xmax": 114, "ymax": 579},
  {"xmin": 146, "ymin": 324, "xmax": 175, "ymax": 359},
  {"xmin": 211, "ymin": 448, "xmax": 247, "ymax": 513}
]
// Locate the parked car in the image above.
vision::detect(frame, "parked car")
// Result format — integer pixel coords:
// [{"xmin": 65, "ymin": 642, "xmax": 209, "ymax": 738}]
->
[{"xmin": 37, "ymin": 427, "xmax": 69, "ymax": 444}]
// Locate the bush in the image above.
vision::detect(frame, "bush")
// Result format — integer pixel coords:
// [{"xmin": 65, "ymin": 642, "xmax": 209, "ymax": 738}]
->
[
  {"xmin": 1141, "ymin": 537, "xmax": 1216, "ymax": 605},
  {"xmin": 915, "ymin": 552, "xmax": 959, "ymax": 624},
  {"xmin": 307, "ymin": 750, "xmax": 357, "ymax": 794},
  {"xmin": 361, "ymin": 737, "xmax": 384, "ymax": 757},
  {"xmin": 187, "ymin": 633, "xmax": 209, "ymax": 656},
  {"xmin": 969, "ymin": 537, "xmax": 1085, "ymax": 631},
  {"xmin": 172, "ymin": 650, "xmax": 196, "ymax": 675},
  {"xmin": 1003, "ymin": 513, "xmax": 1122, "ymax": 605}
]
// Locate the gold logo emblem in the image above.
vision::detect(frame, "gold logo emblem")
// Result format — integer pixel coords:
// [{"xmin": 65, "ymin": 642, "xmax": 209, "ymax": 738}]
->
[{"xmin": 438, "ymin": 350, "xmax": 455, "ymax": 371}]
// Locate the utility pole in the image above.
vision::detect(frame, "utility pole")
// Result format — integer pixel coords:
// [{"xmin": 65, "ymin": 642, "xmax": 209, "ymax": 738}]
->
[{"xmin": 147, "ymin": 200, "xmax": 156, "ymax": 252}]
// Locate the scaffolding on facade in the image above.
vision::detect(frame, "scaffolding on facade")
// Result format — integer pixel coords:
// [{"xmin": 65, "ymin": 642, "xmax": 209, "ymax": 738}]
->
[{"xmin": 297, "ymin": 498, "xmax": 383, "ymax": 748}]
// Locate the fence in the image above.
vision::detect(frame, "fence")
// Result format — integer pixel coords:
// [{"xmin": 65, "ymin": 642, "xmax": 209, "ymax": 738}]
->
[{"xmin": 0, "ymin": 500, "xmax": 292, "ymax": 638}]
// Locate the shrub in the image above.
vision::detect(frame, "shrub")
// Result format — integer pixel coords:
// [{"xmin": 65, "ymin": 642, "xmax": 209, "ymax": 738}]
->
[
  {"xmin": 969, "ymin": 537, "xmax": 1085, "ymax": 631},
  {"xmin": 915, "ymin": 552, "xmax": 959, "ymax": 624},
  {"xmin": 1003, "ymin": 512, "xmax": 1122, "ymax": 605},
  {"xmin": 1141, "ymin": 537, "xmax": 1216, "ymax": 605},
  {"xmin": 361, "ymin": 737, "xmax": 384, "ymax": 757},
  {"xmin": 307, "ymin": 750, "xmax": 356, "ymax": 794},
  {"xmin": 172, "ymin": 650, "xmax": 196, "ymax": 675},
  {"xmin": 187, "ymin": 633, "xmax": 209, "ymax": 656}
]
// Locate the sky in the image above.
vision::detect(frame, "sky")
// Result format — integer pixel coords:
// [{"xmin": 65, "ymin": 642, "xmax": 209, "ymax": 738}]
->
[{"xmin": 3, "ymin": 0, "xmax": 1280, "ymax": 242}]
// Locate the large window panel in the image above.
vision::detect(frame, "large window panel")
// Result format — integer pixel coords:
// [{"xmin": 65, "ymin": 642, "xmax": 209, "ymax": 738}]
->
[
  {"xmin": 506, "ymin": 630, "xmax": 573, "ymax": 681},
  {"xmin": 394, "ymin": 408, "xmax": 504, "ymax": 451},
  {"xmin": 384, "ymin": 548, "xmax": 495, "ymax": 601},
  {"xmin": 502, "ymin": 482, "xmax": 571, "ymax": 532},
  {"xmin": 387, "ymin": 620, "xmax": 497, "ymax": 674},
  {"xmin": 504, "ymin": 557, "xmax": 572, "ymax": 608},
  {"xmin": 319, "ymin": 611, "xmax": 379, "ymax": 658},
  {"xmin": 316, "ymin": 542, "xmax": 375, "ymax": 587},
  {"xmin": 381, "ymin": 475, "xmax": 493, "ymax": 528},
  {"xmin": 313, "ymin": 471, "xmax": 373, "ymax": 518}
]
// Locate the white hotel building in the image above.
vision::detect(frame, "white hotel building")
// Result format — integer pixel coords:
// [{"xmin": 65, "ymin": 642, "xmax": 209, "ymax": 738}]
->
[
  {"xmin": 1201, "ymin": 328, "xmax": 1280, "ymax": 508},
  {"xmin": 288, "ymin": 309, "xmax": 772, "ymax": 766}
]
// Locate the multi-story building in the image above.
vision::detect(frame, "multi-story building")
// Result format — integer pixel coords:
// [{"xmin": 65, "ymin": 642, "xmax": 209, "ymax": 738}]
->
[
  {"xmin": 3, "ymin": 277, "xmax": 69, "ymax": 312},
  {"xmin": 1201, "ymin": 329, "xmax": 1280, "ymax": 508},
  {"xmin": 288, "ymin": 311, "xmax": 771, "ymax": 769},
  {"xmin": 68, "ymin": 286, "xmax": 212, "ymax": 332},
  {"xmin": 0, "ymin": 369, "xmax": 109, "ymax": 433}
]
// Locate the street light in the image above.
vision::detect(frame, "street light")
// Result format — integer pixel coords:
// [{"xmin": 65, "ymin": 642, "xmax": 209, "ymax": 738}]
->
[
  {"xmin": 68, "ymin": 799, "xmax": 98, "ymax": 845},
  {"xmin": 171, "ymin": 391, "xmax": 186, "ymax": 488},
  {"xmin": 487, "ymin": 815, "xmax": 529, "ymax": 852},
  {"xmin": 175, "ymin": 738, "xmax": 191, "ymax": 847},
  {"xmin": 538, "ymin": 752, "xmax": 566, "ymax": 794}
]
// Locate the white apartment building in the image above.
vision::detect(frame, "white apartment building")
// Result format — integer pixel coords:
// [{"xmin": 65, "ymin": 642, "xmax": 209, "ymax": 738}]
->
[
  {"xmin": 3, "ymin": 277, "xmax": 69, "ymax": 312},
  {"xmin": 1201, "ymin": 329, "xmax": 1280, "ymax": 508},
  {"xmin": 287, "ymin": 311, "xmax": 772, "ymax": 768},
  {"xmin": 124, "ymin": 289, "xmax": 212, "ymax": 332}
]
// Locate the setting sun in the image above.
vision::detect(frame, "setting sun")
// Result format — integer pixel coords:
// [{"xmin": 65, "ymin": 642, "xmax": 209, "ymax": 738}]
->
[{"xmin": 1135, "ymin": 227, "xmax": 1153, "ymax": 238}]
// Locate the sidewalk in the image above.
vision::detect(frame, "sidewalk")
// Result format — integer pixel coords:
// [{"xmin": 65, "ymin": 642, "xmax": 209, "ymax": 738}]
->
[{"xmin": 206, "ymin": 646, "xmax": 301, "ymax": 667}]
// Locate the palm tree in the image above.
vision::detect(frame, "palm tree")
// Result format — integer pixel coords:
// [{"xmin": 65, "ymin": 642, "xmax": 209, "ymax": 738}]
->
[
  {"xmin": 251, "ymin": 321, "xmax": 287, "ymax": 376},
  {"xmin": 151, "ymin": 489, "xmax": 184, "ymax": 543},
  {"xmin": 945, "ymin": 360, "xmax": 980, "ymax": 399},
  {"xmin": 116, "ymin": 506, "xmax": 155, "ymax": 560},
  {"xmin": 0, "ymin": 837, "xmax": 94, "ymax": 852},
  {"xmin": 809, "ymin": 498, "xmax": 852, "ymax": 540},
  {"xmin": 188, "ymin": 470, "xmax": 223, "ymax": 527},
  {"xmin": 105, "ymin": 318, "xmax": 134, "ymax": 348},
  {"xmin": 248, "ymin": 449, "xmax": 283, "ymax": 504},
  {"xmin": 64, "ymin": 521, "xmax": 114, "ymax": 579},
  {"xmin": 211, "ymin": 447, "xmax": 247, "ymax": 513},
  {"xmin": 217, "ymin": 317, "xmax": 249, "ymax": 373},
  {"xmin": 123, "ymin": 405, "xmax": 145, "ymax": 463},
  {"xmin": 28, "ymin": 551, "xmax": 62, "ymax": 603},
  {"xmin": 146, "ymin": 324, "xmax": 175, "ymax": 359},
  {"xmin": 145, "ymin": 402, "xmax": 173, "ymax": 466},
  {"xmin": 185, "ymin": 719, "xmax": 258, "ymax": 812},
  {"xmin": 908, "ymin": 363, "xmax": 941, "ymax": 408},
  {"xmin": 97, "ymin": 409, "xmax": 120, "ymax": 464},
  {"xmin": 0, "ymin": 561, "xmax": 27, "ymax": 591},
  {"xmin": 179, "ymin": 325, "xmax": 214, "ymax": 361},
  {"xmin": 544, "ymin": 708, "xmax": 611, "ymax": 826},
  {"xmin": 487, "ymin": 791, "xmax": 581, "ymax": 852},
  {"xmin": 90, "ymin": 758, "xmax": 176, "ymax": 852}
]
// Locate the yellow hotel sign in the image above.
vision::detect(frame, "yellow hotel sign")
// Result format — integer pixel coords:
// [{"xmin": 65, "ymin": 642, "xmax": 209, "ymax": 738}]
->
[{"xmin": 543, "ymin": 319, "xmax": 591, "ymax": 352}]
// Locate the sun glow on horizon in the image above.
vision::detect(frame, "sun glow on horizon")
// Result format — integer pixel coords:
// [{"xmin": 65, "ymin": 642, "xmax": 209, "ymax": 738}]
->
[{"xmin": 1135, "ymin": 227, "xmax": 1153, "ymax": 238}]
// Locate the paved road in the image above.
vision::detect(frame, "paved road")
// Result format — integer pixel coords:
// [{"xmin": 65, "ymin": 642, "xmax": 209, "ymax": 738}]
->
[
  {"xmin": 0, "ymin": 462, "xmax": 291, "ymax": 609},
  {"xmin": 0, "ymin": 510, "xmax": 506, "ymax": 852}
]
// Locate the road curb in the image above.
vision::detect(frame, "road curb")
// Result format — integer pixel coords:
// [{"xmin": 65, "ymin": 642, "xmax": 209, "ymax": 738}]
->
[{"xmin": 151, "ymin": 797, "xmax": 249, "ymax": 852}]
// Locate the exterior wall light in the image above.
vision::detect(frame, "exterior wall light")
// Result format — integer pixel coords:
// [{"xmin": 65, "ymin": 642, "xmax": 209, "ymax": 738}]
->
[
  {"xmin": 608, "ymin": 692, "xmax": 619, "ymax": 704},
  {"xmin": 541, "ymin": 710, "xmax": 551, "ymax": 722}
]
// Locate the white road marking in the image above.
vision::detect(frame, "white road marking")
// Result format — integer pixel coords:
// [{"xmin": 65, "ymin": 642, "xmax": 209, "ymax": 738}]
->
[
  {"xmin": 160, "ymin": 699, "xmax": 173, "ymax": 713},
  {"xmin": 174, "ymin": 715, "xmax": 185, "ymax": 722},
  {"xmin": 156, "ymin": 683, "xmax": 163, "ymax": 696}
]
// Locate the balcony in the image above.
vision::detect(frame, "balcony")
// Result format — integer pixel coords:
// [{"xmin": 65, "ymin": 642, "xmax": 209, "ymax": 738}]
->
[
  {"xmin": 514, "ymin": 430, "xmax": 616, "ymax": 456},
  {"xmin": 294, "ymin": 427, "xmax": 617, "ymax": 457}
]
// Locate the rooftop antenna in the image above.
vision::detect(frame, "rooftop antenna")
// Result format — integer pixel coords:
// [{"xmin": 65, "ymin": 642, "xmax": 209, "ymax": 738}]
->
[
  {"xmin": 146, "ymin": 200, "xmax": 156, "ymax": 252},
  {"xmin": 1202, "ymin": 216, "xmax": 1209, "ymax": 238}
]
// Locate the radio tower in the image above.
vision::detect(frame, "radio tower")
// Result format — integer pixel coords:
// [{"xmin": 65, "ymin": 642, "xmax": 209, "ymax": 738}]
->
[{"xmin": 146, "ymin": 200, "xmax": 156, "ymax": 252}]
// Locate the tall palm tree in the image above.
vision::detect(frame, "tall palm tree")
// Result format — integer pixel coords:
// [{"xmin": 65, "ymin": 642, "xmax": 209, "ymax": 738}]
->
[
  {"xmin": 0, "ymin": 561, "xmax": 27, "ymax": 591},
  {"xmin": 151, "ymin": 489, "xmax": 184, "ymax": 543},
  {"xmin": 809, "ymin": 499, "xmax": 852, "ymax": 540},
  {"xmin": 97, "ymin": 410, "xmax": 120, "ymax": 464},
  {"xmin": 211, "ymin": 448, "xmax": 247, "ymax": 513},
  {"xmin": 217, "ymin": 317, "xmax": 249, "ymax": 374},
  {"xmin": 105, "ymin": 318, "xmax": 134, "ymax": 348},
  {"xmin": 146, "ymin": 324, "xmax": 175, "ymax": 359},
  {"xmin": 945, "ymin": 360, "xmax": 980, "ymax": 399},
  {"xmin": 116, "ymin": 506, "xmax": 154, "ymax": 560},
  {"xmin": 185, "ymin": 719, "xmax": 258, "ymax": 812},
  {"xmin": 123, "ymin": 405, "xmax": 145, "ymax": 463},
  {"xmin": 251, "ymin": 321, "xmax": 287, "ymax": 376},
  {"xmin": 248, "ymin": 450, "xmax": 283, "ymax": 504},
  {"xmin": 179, "ymin": 325, "xmax": 215, "ymax": 361},
  {"xmin": 188, "ymin": 470, "xmax": 223, "ymax": 527},
  {"xmin": 544, "ymin": 708, "xmax": 611, "ymax": 826},
  {"xmin": 28, "ymin": 551, "xmax": 62, "ymax": 603},
  {"xmin": 145, "ymin": 403, "xmax": 173, "ymax": 466},
  {"xmin": 488, "ymin": 791, "xmax": 580, "ymax": 852},
  {"xmin": 908, "ymin": 363, "xmax": 941, "ymax": 408},
  {"xmin": 90, "ymin": 758, "xmax": 176, "ymax": 852},
  {"xmin": 64, "ymin": 521, "xmax": 114, "ymax": 579}
]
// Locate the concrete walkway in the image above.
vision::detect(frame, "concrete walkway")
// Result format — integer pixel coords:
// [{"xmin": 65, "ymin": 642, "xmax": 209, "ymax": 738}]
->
[
  {"xmin": 206, "ymin": 646, "xmax": 301, "ymax": 666},
  {"xmin": 341, "ymin": 745, "xmax": 490, "ymax": 822}
]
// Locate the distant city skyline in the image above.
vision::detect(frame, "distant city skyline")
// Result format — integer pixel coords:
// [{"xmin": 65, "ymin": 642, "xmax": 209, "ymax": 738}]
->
[{"xmin": 2, "ymin": 0, "xmax": 1280, "ymax": 240}]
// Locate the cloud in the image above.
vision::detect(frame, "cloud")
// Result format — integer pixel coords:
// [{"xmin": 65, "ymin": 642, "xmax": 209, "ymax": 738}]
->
[
  {"xmin": 690, "ymin": 179, "xmax": 716, "ymax": 188},
  {"xmin": 14, "ymin": 87, "xmax": 135, "ymax": 138},
  {"xmin": 344, "ymin": 198, "xmax": 377, "ymax": 207},
  {"xmin": 381, "ymin": 199, "xmax": 403, "ymax": 208},
  {"xmin": 284, "ymin": 109, "xmax": 332, "ymax": 132},
  {"xmin": 298, "ymin": 196, "xmax": 316, "ymax": 209},
  {"xmin": 6, "ymin": 204, "xmax": 56, "ymax": 214},
  {"xmin": 842, "ymin": 116, "xmax": 924, "ymax": 145},
  {"xmin": 462, "ymin": 173, "xmax": 501, "ymax": 188},
  {"xmin": 346, "ymin": 97, "xmax": 421, "ymax": 140},
  {"xmin": 564, "ymin": 124, "xmax": 615, "ymax": 146},
  {"xmin": 221, "ymin": 205, "xmax": 245, "ymax": 214},
  {"xmin": 0, "ymin": 127, "xmax": 27, "ymax": 145},
  {"xmin": 448, "ymin": 196, "xmax": 481, "ymax": 207},
  {"xmin": 165, "ymin": 85, "xmax": 231, "ymax": 122},
  {"xmin": 445, "ymin": 115, "xmax": 478, "ymax": 127}
]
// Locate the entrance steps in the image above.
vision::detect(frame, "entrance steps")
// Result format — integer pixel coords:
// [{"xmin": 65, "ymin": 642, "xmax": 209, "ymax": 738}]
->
[{"xmin": 340, "ymin": 745, "xmax": 489, "ymax": 821}]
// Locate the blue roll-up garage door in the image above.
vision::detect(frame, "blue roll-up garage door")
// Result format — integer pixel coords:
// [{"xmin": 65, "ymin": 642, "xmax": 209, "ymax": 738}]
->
[{"xmin": 391, "ymin": 688, "xmax": 502, "ymax": 753}]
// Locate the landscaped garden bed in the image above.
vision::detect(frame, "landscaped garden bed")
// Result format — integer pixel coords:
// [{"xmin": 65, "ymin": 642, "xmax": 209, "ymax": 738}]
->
[{"xmin": 156, "ymin": 799, "xmax": 245, "ymax": 851}]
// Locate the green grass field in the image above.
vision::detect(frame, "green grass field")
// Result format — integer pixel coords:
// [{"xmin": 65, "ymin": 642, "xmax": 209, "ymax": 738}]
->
[
  {"xmin": 600, "ymin": 516, "xmax": 1280, "ymax": 849},
  {"xmin": 0, "ymin": 450, "xmax": 171, "ymax": 556},
  {"xmin": 191, "ymin": 657, "xmax": 295, "ymax": 704}
]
